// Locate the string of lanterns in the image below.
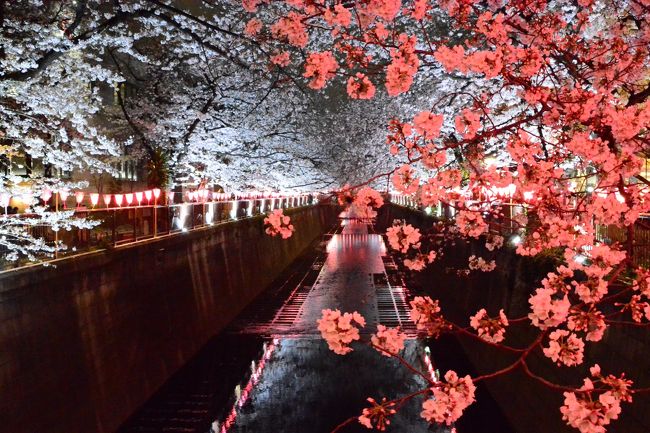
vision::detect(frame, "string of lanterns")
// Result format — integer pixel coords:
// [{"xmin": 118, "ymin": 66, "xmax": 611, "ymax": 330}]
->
[
  {"xmin": 1, "ymin": 188, "xmax": 312, "ymax": 211},
  {"xmin": 35, "ymin": 188, "xmax": 163, "ymax": 209}
]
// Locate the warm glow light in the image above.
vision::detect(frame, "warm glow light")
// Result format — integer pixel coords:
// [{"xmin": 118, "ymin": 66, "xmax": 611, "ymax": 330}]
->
[
  {"xmin": 230, "ymin": 200, "xmax": 238, "ymax": 219},
  {"xmin": 0, "ymin": 193, "xmax": 11, "ymax": 208},
  {"xmin": 90, "ymin": 193, "xmax": 99, "ymax": 207},
  {"xmin": 144, "ymin": 190, "xmax": 153, "ymax": 202},
  {"xmin": 125, "ymin": 193, "xmax": 134, "ymax": 205},
  {"xmin": 152, "ymin": 188, "xmax": 161, "ymax": 199},
  {"xmin": 59, "ymin": 190, "xmax": 70, "ymax": 202},
  {"xmin": 75, "ymin": 191, "xmax": 84, "ymax": 206},
  {"xmin": 114, "ymin": 194, "xmax": 123, "ymax": 207},
  {"xmin": 40, "ymin": 189, "xmax": 52, "ymax": 203},
  {"xmin": 103, "ymin": 194, "xmax": 112, "ymax": 207},
  {"xmin": 135, "ymin": 191, "xmax": 143, "ymax": 205}
]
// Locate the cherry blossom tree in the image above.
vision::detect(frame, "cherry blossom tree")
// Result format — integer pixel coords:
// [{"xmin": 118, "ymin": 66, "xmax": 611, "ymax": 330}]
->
[{"xmin": 247, "ymin": 0, "xmax": 650, "ymax": 431}]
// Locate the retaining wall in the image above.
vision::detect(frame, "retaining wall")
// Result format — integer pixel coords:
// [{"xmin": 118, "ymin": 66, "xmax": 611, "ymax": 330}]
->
[
  {"xmin": 378, "ymin": 204, "xmax": 650, "ymax": 433},
  {"xmin": 0, "ymin": 204, "xmax": 337, "ymax": 433}
]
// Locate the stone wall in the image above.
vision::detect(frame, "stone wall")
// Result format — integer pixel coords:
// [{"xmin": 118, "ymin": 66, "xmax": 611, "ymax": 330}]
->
[
  {"xmin": 378, "ymin": 204, "xmax": 650, "ymax": 433},
  {"xmin": 0, "ymin": 204, "xmax": 337, "ymax": 433}
]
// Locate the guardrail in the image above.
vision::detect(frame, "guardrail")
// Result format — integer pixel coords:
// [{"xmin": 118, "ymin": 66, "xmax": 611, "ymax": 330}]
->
[
  {"xmin": 388, "ymin": 193, "xmax": 650, "ymax": 267},
  {"xmin": 1, "ymin": 194, "xmax": 316, "ymax": 271}
]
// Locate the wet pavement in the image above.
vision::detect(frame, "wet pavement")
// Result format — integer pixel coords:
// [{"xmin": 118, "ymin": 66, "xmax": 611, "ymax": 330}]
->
[{"xmin": 118, "ymin": 216, "xmax": 457, "ymax": 433}]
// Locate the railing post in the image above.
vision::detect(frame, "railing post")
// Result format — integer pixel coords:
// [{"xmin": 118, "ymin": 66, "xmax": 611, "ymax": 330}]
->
[{"xmin": 112, "ymin": 209, "xmax": 116, "ymax": 247}]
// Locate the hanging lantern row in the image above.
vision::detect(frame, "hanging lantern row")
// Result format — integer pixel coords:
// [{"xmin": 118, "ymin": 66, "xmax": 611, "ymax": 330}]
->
[
  {"xmin": 36, "ymin": 188, "xmax": 163, "ymax": 209},
  {"xmin": 184, "ymin": 190, "xmax": 309, "ymax": 203},
  {"xmin": 1, "ymin": 188, "xmax": 314, "ymax": 212}
]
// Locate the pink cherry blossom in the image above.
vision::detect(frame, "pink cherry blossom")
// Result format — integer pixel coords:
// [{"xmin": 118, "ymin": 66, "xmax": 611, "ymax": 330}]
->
[
  {"xmin": 358, "ymin": 397, "xmax": 396, "ymax": 431},
  {"xmin": 411, "ymin": 0, "xmax": 430, "ymax": 20},
  {"xmin": 346, "ymin": 73, "xmax": 376, "ymax": 99},
  {"xmin": 317, "ymin": 309, "xmax": 366, "ymax": 355},
  {"xmin": 469, "ymin": 308, "xmax": 508, "ymax": 343},
  {"xmin": 454, "ymin": 108, "xmax": 481, "ymax": 139},
  {"xmin": 543, "ymin": 329, "xmax": 585, "ymax": 367},
  {"xmin": 528, "ymin": 287, "xmax": 571, "ymax": 329},
  {"xmin": 404, "ymin": 251, "xmax": 436, "ymax": 271},
  {"xmin": 455, "ymin": 210, "xmax": 488, "ymax": 238},
  {"xmin": 392, "ymin": 164, "xmax": 419, "ymax": 194},
  {"xmin": 561, "ymin": 391, "xmax": 621, "ymax": 433},
  {"xmin": 264, "ymin": 209, "xmax": 294, "ymax": 239},
  {"xmin": 468, "ymin": 255, "xmax": 496, "ymax": 272},
  {"xmin": 485, "ymin": 234, "xmax": 504, "ymax": 251},
  {"xmin": 409, "ymin": 296, "xmax": 449, "ymax": 337},
  {"xmin": 364, "ymin": 0, "xmax": 402, "ymax": 21},
  {"xmin": 303, "ymin": 51, "xmax": 339, "ymax": 89},
  {"xmin": 371, "ymin": 325, "xmax": 406, "ymax": 356},
  {"xmin": 271, "ymin": 12, "xmax": 308, "ymax": 47},
  {"xmin": 241, "ymin": 0, "xmax": 261, "ymax": 13},
  {"xmin": 421, "ymin": 370, "xmax": 476, "ymax": 425},
  {"xmin": 270, "ymin": 51, "xmax": 291, "ymax": 67},
  {"xmin": 244, "ymin": 18, "xmax": 263, "ymax": 36},
  {"xmin": 386, "ymin": 220, "xmax": 421, "ymax": 253},
  {"xmin": 413, "ymin": 111, "xmax": 444, "ymax": 139},
  {"xmin": 567, "ymin": 309, "xmax": 607, "ymax": 342},
  {"xmin": 324, "ymin": 4, "xmax": 352, "ymax": 27}
]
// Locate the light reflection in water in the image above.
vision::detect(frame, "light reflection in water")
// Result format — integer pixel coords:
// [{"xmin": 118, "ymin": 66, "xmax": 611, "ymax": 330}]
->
[{"xmin": 210, "ymin": 338, "xmax": 279, "ymax": 433}]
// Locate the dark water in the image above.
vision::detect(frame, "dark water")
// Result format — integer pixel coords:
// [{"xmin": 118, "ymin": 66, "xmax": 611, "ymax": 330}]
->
[{"xmin": 118, "ymin": 218, "xmax": 513, "ymax": 433}]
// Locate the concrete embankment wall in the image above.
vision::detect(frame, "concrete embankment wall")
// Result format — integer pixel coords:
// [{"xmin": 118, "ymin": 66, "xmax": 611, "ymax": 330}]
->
[
  {"xmin": 0, "ymin": 204, "xmax": 337, "ymax": 433},
  {"xmin": 378, "ymin": 204, "xmax": 650, "ymax": 433}
]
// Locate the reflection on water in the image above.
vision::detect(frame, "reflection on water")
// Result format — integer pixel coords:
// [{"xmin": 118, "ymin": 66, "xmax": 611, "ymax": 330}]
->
[
  {"xmin": 207, "ymin": 337, "xmax": 445, "ymax": 433},
  {"xmin": 121, "ymin": 217, "xmax": 513, "ymax": 433},
  {"xmin": 211, "ymin": 339, "xmax": 278, "ymax": 433}
]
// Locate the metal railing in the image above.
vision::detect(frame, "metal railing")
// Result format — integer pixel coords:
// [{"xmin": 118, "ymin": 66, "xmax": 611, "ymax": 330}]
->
[
  {"xmin": 389, "ymin": 193, "xmax": 650, "ymax": 267},
  {"xmin": 1, "ymin": 194, "xmax": 316, "ymax": 271}
]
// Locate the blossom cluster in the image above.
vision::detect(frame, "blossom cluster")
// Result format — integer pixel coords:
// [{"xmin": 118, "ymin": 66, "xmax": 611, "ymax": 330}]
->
[
  {"xmin": 263, "ymin": 209, "xmax": 294, "ymax": 239},
  {"xmin": 543, "ymin": 329, "xmax": 585, "ymax": 367},
  {"xmin": 386, "ymin": 220, "xmax": 421, "ymax": 253},
  {"xmin": 317, "ymin": 309, "xmax": 366, "ymax": 355},
  {"xmin": 358, "ymin": 397, "xmax": 396, "ymax": 431},
  {"xmin": 421, "ymin": 370, "xmax": 476, "ymax": 425},
  {"xmin": 469, "ymin": 308, "xmax": 508, "ymax": 343},
  {"xmin": 370, "ymin": 325, "xmax": 406, "ymax": 357},
  {"xmin": 409, "ymin": 296, "xmax": 449, "ymax": 338},
  {"xmin": 468, "ymin": 255, "xmax": 496, "ymax": 272},
  {"xmin": 560, "ymin": 365, "xmax": 633, "ymax": 433}
]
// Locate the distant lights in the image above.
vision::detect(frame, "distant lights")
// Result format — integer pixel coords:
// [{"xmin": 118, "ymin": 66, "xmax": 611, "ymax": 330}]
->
[
  {"xmin": 574, "ymin": 254, "xmax": 588, "ymax": 265},
  {"xmin": 510, "ymin": 235, "xmax": 522, "ymax": 245},
  {"xmin": 424, "ymin": 206, "xmax": 433, "ymax": 215}
]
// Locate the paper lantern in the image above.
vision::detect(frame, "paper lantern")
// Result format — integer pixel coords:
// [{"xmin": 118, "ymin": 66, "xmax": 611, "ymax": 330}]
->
[
  {"xmin": 40, "ymin": 189, "xmax": 52, "ymax": 203},
  {"xmin": 75, "ymin": 191, "xmax": 84, "ymax": 206}
]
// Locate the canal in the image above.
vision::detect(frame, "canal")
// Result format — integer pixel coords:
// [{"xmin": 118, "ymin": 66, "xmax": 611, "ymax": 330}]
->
[{"xmin": 118, "ymin": 216, "xmax": 514, "ymax": 433}]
